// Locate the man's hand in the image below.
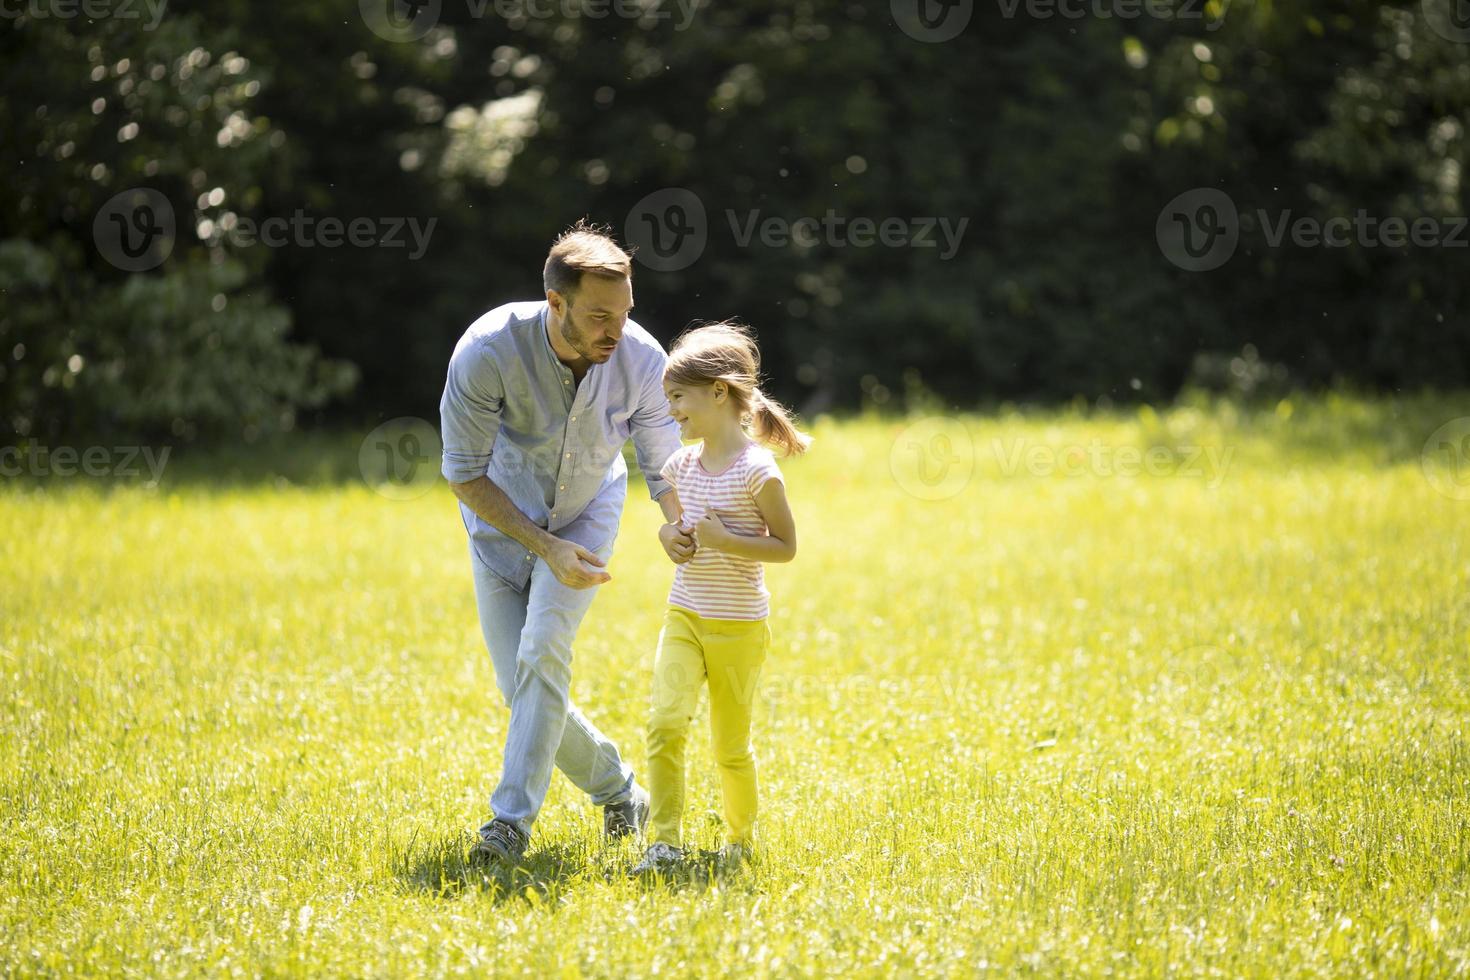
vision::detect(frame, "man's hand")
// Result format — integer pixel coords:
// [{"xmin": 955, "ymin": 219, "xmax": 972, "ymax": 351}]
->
[
  {"xmin": 659, "ymin": 522, "xmax": 696, "ymax": 564},
  {"xmin": 693, "ymin": 511, "xmax": 733, "ymax": 552},
  {"xmin": 543, "ymin": 538, "xmax": 612, "ymax": 589}
]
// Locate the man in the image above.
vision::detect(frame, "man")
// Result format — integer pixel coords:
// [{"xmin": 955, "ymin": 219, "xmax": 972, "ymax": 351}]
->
[{"xmin": 440, "ymin": 221, "xmax": 695, "ymax": 863}]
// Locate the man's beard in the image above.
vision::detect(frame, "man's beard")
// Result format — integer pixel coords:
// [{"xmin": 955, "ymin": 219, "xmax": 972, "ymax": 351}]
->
[{"xmin": 561, "ymin": 308, "xmax": 613, "ymax": 361}]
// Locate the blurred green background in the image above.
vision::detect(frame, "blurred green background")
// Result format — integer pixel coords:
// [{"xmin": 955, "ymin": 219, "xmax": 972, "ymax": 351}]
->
[{"xmin": 2, "ymin": 0, "xmax": 1468, "ymax": 445}]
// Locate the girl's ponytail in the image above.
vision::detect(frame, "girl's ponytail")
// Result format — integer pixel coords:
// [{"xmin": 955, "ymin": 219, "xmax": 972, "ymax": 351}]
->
[
  {"xmin": 751, "ymin": 388, "xmax": 812, "ymax": 457},
  {"xmin": 667, "ymin": 320, "xmax": 812, "ymax": 456}
]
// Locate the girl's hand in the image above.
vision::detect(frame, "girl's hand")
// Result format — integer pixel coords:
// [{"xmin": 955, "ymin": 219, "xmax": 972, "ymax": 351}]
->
[
  {"xmin": 694, "ymin": 511, "xmax": 732, "ymax": 551},
  {"xmin": 658, "ymin": 522, "xmax": 696, "ymax": 564}
]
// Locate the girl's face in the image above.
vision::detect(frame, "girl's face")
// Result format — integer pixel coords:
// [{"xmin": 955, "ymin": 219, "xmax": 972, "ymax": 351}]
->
[{"xmin": 663, "ymin": 379, "xmax": 731, "ymax": 441}]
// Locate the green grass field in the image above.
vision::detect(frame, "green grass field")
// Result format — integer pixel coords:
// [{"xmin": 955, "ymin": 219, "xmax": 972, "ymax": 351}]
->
[{"xmin": 3, "ymin": 393, "xmax": 1468, "ymax": 977}]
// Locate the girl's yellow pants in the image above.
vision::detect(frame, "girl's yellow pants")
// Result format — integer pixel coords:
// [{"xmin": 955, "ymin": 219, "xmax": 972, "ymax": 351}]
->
[{"xmin": 646, "ymin": 605, "xmax": 771, "ymax": 847}]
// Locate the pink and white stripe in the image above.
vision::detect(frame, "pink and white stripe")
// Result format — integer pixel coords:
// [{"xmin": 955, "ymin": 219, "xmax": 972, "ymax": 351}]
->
[{"xmin": 661, "ymin": 443, "xmax": 784, "ymax": 621}]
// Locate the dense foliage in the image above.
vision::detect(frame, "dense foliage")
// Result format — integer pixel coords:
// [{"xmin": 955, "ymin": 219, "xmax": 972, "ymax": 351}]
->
[{"xmin": 3, "ymin": 1, "xmax": 1467, "ymax": 439}]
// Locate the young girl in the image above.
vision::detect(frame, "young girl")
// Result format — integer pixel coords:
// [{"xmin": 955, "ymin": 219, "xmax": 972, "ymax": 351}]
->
[{"xmin": 633, "ymin": 322, "xmax": 810, "ymax": 876}]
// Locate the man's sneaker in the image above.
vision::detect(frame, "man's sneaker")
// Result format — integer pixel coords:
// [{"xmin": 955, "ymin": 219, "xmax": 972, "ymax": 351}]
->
[
  {"xmin": 470, "ymin": 819, "xmax": 528, "ymax": 865},
  {"xmin": 630, "ymin": 842, "xmax": 683, "ymax": 877},
  {"xmin": 603, "ymin": 784, "xmax": 649, "ymax": 840}
]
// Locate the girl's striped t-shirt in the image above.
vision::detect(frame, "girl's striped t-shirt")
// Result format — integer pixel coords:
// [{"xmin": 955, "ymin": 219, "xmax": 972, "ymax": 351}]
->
[{"xmin": 661, "ymin": 441, "xmax": 784, "ymax": 621}]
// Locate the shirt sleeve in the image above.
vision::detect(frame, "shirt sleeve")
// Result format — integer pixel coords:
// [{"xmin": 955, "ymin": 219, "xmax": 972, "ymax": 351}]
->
[
  {"xmin": 745, "ymin": 452, "xmax": 784, "ymax": 497},
  {"xmin": 439, "ymin": 338, "xmax": 505, "ymax": 484},
  {"xmin": 659, "ymin": 449, "xmax": 683, "ymax": 490},
  {"xmin": 629, "ymin": 348, "xmax": 684, "ymax": 501}
]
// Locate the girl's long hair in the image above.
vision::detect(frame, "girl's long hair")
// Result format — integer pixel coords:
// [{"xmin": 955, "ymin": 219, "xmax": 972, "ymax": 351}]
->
[{"xmin": 665, "ymin": 321, "xmax": 812, "ymax": 457}]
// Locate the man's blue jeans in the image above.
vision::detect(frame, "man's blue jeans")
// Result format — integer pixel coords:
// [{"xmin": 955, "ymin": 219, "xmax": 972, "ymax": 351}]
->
[{"xmin": 470, "ymin": 545, "xmax": 636, "ymax": 837}]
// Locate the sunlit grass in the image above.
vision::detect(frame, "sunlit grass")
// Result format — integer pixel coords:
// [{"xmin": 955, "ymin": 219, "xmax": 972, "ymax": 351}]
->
[{"xmin": 2, "ymin": 392, "xmax": 1468, "ymax": 976}]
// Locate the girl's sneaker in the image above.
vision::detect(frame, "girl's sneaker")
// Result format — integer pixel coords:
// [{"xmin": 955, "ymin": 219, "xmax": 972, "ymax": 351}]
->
[
  {"xmin": 718, "ymin": 842, "xmax": 752, "ymax": 871},
  {"xmin": 631, "ymin": 842, "xmax": 683, "ymax": 877}
]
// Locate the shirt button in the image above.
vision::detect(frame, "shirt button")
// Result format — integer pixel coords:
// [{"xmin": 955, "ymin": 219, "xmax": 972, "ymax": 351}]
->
[
  {"xmin": 525, "ymin": 553, "xmax": 533, "ymax": 561},
  {"xmin": 564, "ymin": 452, "xmax": 571, "ymax": 459},
  {"xmin": 569, "ymin": 415, "xmax": 577, "ymax": 422},
  {"xmin": 559, "ymin": 484, "xmax": 566, "ymax": 491},
  {"xmin": 563, "ymin": 380, "xmax": 570, "ymax": 385}
]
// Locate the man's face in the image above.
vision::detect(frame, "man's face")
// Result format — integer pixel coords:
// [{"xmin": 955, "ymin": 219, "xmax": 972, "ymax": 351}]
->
[{"xmin": 551, "ymin": 274, "xmax": 633, "ymax": 364}]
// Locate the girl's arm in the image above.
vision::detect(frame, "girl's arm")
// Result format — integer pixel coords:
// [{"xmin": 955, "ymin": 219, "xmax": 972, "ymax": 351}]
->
[
  {"xmin": 657, "ymin": 487, "xmax": 684, "ymax": 524},
  {"xmin": 658, "ymin": 488, "xmax": 696, "ymax": 564},
  {"xmin": 694, "ymin": 480, "xmax": 797, "ymax": 563}
]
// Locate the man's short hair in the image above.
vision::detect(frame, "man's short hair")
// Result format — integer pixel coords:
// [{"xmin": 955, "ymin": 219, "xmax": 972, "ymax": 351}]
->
[{"xmin": 543, "ymin": 219, "xmax": 634, "ymax": 301}]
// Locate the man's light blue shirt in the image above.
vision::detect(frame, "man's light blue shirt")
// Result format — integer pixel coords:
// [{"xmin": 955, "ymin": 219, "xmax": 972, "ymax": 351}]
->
[{"xmin": 440, "ymin": 300, "xmax": 683, "ymax": 590}]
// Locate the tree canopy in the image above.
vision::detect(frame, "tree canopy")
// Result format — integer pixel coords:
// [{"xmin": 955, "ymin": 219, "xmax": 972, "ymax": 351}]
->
[{"xmin": 3, "ymin": 0, "xmax": 1467, "ymax": 441}]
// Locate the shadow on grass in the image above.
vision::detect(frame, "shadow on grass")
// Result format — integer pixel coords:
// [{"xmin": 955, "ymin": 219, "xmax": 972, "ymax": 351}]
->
[
  {"xmin": 391, "ymin": 830, "xmax": 597, "ymax": 906},
  {"xmin": 628, "ymin": 847, "xmax": 759, "ymax": 896},
  {"xmin": 392, "ymin": 832, "xmax": 758, "ymax": 903}
]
